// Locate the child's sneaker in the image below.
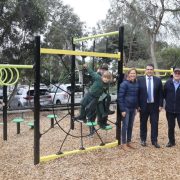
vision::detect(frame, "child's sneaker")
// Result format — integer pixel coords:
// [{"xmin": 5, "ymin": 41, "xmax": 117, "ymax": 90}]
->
[
  {"xmin": 73, "ymin": 116, "xmax": 86, "ymax": 123},
  {"xmin": 108, "ymin": 110, "xmax": 115, "ymax": 115}
]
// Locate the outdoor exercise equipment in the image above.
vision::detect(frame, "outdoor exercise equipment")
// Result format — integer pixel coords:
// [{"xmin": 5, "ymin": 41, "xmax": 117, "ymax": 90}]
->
[
  {"xmin": 1, "ymin": 27, "xmax": 173, "ymax": 165},
  {"xmin": 0, "ymin": 65, "xmax": 33, "ymax": 140},
  {"xmin": 33, "ymin": 27, "xmax": 124, "ymax": 164},
  {"xmin": 0, "ymin": 65, "xmax": 33, "ymax": 86}
]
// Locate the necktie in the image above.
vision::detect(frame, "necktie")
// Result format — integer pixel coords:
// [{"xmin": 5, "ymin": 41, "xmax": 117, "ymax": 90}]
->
[{"xmin": 148, "ymin": 77, "xmax": 151, "ymax": 102}]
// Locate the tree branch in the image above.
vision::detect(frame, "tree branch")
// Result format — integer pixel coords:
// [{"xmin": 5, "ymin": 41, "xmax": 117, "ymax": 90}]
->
[
  {"xmin": 164, "ymin": 8, "xmax": 180, "ymax": 12},
  {"xmin": 154, "ymin": 0, "xmax": 165, "ymax": 34},
  {"xmin": 123, "ymin": 0, "xmax": 150, "ymax": 32}
]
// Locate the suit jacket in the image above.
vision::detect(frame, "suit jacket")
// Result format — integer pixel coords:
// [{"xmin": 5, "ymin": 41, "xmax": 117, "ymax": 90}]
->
[
  {"xmin": 164, "ymin": 79, "xmax": 180, "ymax": 113},
  {"xmin": 138, "ymin": 76, "xmax": 163, "ymax": 111}
]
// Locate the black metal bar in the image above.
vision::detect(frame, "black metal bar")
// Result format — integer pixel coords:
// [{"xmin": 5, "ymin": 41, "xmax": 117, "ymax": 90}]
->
[
  {"xmin": 105, "ymin": 38, "xmax": 109, "ymax": 53},
  {"xmin": 17, "ymin": 122, "xmax": 20, "ymax": 134},
  {"xmin": 82, "ymin": 42, "xmax": 86, "ymax": 64},
  {"xmin": 92, "ymin": 40, "xmax": 95, "ymax": 70},
  {"xmin": 105, "ymin": 38, "xmax": 109, "ymax": 63},
  {"xmin": 70, "ymin": 38, "xmax": 75, "ymax": 130},
  {"xmin": 3, "ymin": 85, "xmax": 7, "ymax": 140},
  {"xmin": 57, "ymin": 128, "xmax": 71, "ymax": 155},
  {"xmin": 79, "ymin": 122, "xmax": 85, "ymax": 150},
  {"xmin": 81, "ymin": 42, "xmax": 86, "ymax": 97},
  {"xmin": 116, "ymin": 26, "xmax": 124, "ymax": 145},
  {"xmin": 51, "ymin": 118, "xmax": 54, "ymax": 128},
  {"xmin": 34, "ymin": 36, "xmax": 41, "ymax": 165}
]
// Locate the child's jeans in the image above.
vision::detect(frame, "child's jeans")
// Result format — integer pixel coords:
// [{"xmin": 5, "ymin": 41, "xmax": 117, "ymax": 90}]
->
[{"xmin": 121, "ymin": 109, "xmax": 136, "ymax": 144}]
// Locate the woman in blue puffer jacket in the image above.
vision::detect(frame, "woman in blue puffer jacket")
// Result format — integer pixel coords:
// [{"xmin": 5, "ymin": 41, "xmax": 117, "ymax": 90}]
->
[{"xmin": 118, "ymin": 68, "xmax": 139, "ymax": 150}]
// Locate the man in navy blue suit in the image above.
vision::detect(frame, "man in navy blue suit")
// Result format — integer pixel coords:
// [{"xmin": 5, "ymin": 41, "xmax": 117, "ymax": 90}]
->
[
  {"xmin": 138, "ymin": 64, "xmax": 163, "ymax": 148},
  {"xmin": 164, "ymin": 67, "xmax": 180, "ymax": 147}
]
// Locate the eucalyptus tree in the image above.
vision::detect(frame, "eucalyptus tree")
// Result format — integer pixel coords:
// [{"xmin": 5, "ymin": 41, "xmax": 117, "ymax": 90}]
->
[
  {"xmin": 42, "ymin": 0, "xmax": 85, "ymax": 84},
  {"xmin": 94, "ymin": 1, "xmax": 150, "ymax": 67},
  {"xmin": 0, "ymin": 0, "xmax": 48, "ymax": 87},
  {"xmin": 0, "ymin": 0, "xmax": 48, "ymax": 105},
  {"xmin": 0, "ymin": 0, "xmax": 47, "ymax": 65},
  {"xmin": 111, "ymin": 0, "xmax": 180, "ymax": 69}
]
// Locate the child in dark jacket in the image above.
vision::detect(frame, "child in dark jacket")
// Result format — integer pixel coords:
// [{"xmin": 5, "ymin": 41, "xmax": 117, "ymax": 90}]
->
[
  {"xmin": 74, "ymin": 64, "xmax": 112, "ymax": 123},
  {"xmin": 96, "ymin": 63, "xmax": 115, "ymax": 128},
  {"xmin": 118, "ymin": 68, "xmax": 139, "ymax": 150}
]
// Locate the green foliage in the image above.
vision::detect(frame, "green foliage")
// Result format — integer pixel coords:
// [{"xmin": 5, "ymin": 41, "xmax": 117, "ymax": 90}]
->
[
  {"xmin": 0, "ymin": 0, "xmax": 47, "ymax": 65},
  {"xmin": 41, "ymin": 0, "xmax": 85, "ymax": 84},
  {"xmin": 0, "ymin": 0, "xmax": 48, "ymax": 84},
  {"xmin": 159, "ymin": 47, "xmax": 180, "ymax": 69},
  {"xmin": 41, "ymin": 55, "xmax": 72, "ymax": 85},
  {"xmin": 123, "ymin": 25, "xmax": 150, "ymax": 63},
  {"xmin": 43, "ymin": 0, "xmax": 84, "ymax": 49},
  {"xmin": 0, "ymin": 0, "xmax": 85, "ymax": 85},
  {"xmin": 95, "ymin": 0, "xmax": 180, "ymax": 69}
]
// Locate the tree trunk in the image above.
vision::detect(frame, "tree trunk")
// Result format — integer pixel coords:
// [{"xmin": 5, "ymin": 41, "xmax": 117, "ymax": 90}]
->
[
  {"xmin": 149, "ymin": 33, "xmax": 158, "ymax": 69},
  {"xmin": 75, "ymin": 60, "xmax": 83, "ymax": 84}
]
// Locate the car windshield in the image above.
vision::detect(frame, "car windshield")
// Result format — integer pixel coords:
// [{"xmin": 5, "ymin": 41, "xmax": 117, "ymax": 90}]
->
[{"xmin": 51, "ymin": 87, "xmax": 63, "ymax": 93}]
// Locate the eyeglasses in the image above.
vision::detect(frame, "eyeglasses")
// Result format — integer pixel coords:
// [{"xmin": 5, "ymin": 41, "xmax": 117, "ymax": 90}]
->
[
  {"xmin": 146, "ymin": 69, "xmax": 153, "ymax": 71},
  {"xmin": 174, "ymin": 72, "xmax": 180, "ymax": 75}
]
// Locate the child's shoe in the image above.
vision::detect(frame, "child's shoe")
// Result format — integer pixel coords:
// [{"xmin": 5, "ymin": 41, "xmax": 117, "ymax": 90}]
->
[{"xmin": 73, "ymin": 116, "xmax": 86, "ymax": 123}]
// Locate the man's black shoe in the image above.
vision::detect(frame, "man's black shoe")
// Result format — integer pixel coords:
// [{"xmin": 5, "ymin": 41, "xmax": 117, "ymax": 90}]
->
[
  {"xmin": 152, "ymin": 142, "xmax": 160, "ymax": 148},
  {"xmin": 166, "ymin": 142, "xmax": 175, "ymax": 147},
  {"xmin": 108, "ymin": 110, "xmax": 115, "ymax": 115},
  {"xmin": 141, "ymin": 141, "xmax": 147, "ymax": 147}
]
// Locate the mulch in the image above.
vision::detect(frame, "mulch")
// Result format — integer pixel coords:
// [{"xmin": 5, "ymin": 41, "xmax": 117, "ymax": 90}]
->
[{"xmin": 0, "ymin": 108, "xmax": 179, "ymax": 180}]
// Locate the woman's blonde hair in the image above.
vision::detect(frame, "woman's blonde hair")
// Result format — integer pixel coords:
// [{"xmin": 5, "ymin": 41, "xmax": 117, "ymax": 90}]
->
[{"xmin": 127, "ymin": 68, "xmax": 137, "ymax": 75}]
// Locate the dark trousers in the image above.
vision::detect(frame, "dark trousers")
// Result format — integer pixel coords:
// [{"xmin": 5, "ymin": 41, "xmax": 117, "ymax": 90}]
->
[
  {"xmin": 140, "ymin": 104, "xmax": 159, "ymax": 143},
  {"xmin": 80, "ymin": 93, "xmax": 98, "ymax": 122},
  {"xmin": 166, "ymin": 112, "xmax": 180, "ymax": 144},
  {"xmin": 97, "ymin": 94, "xmax": 111, "ymax": 123}
]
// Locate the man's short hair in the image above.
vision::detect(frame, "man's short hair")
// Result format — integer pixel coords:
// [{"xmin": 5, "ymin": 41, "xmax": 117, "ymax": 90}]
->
[{"xmin": 146, "ymin": 63, "xmax": 154, "ymax": 69}]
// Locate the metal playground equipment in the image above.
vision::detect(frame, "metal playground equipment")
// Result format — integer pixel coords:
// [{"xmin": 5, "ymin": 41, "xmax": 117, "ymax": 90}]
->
[
  {"xmin": 0, "ymin": 64, "xmax": 33, "ymax": 86},
  {"xmin": 33, "ymin": 27, "xmax": 124, "ymax": 165},
  {"xmin": 0, "ymin": 64, "xmax": 33, "ymax": 141},
  {"xmin": 123, "ymin": 67, "xmax": 173, "ymax": 76},
  {"xmin": 1, "ymin": 27, "xmax": 173, "ymax": 165}
]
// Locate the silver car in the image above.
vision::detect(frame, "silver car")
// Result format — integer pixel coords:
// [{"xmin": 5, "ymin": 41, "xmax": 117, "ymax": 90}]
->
[
  {"xmin": 50, "ymin": 84, "xmax": 83, "ymax": 105},
  {"xmin": 9, "ymin": 86, "xmax": 53, "ymax": 109}
]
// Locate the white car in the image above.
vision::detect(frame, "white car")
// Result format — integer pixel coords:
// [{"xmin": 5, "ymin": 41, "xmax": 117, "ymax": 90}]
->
[
  {"xmin": 9, "ymin": 86, "xmax": 53, "ymax": 109},
  {"xmin": 50, "ymin": 84, "xmax": 83, "ymax": 105}
]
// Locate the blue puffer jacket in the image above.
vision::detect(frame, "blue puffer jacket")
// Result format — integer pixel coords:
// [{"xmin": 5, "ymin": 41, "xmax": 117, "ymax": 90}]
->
[{"xmin": 118, "ymin": 80, "xmax": 139, "ymax": 112}]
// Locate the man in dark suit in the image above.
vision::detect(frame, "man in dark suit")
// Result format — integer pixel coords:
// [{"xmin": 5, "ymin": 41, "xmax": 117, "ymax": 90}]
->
[
  {"xmin": 138, "ymin": 64, "xmax": 163, "ymax": 148},
  {"xmin": 164, "ymin": 67, "xmax": 180, "ymax": 147}
]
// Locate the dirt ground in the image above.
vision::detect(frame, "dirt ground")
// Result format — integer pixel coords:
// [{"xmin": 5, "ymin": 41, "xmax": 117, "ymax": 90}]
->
[{"xmin": 0, "ymin": 108, "xmax": 180, "ymax": 180}]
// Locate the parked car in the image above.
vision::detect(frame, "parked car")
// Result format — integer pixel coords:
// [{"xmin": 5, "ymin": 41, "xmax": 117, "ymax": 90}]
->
[
  {"xmin": 0, "ymin": 86, "xmax": 14, "ymax": 100},
  {"xmin": 50, "ymin": 84, "xmax": 83, "ymax": 105},
  {"xmin": 9, "ymin": 86, "xmax": 53, "ymax": 109}
]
